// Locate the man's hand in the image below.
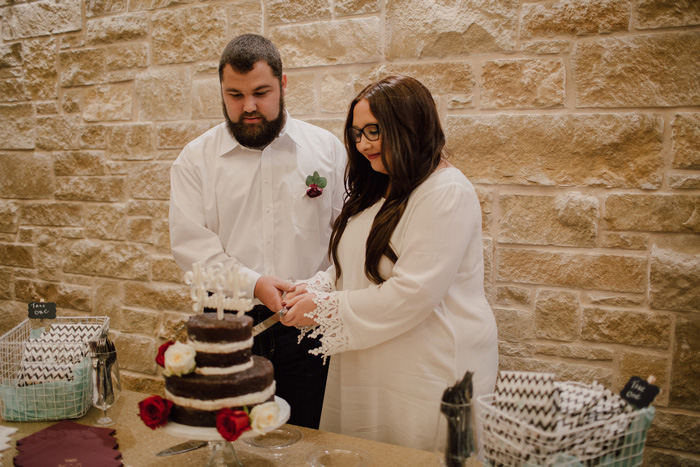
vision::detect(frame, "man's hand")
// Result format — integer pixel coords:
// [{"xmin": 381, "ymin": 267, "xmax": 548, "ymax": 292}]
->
[
  {"xmin": 280, "ymin": 292, "xmax": 319, "ymax": 327},
  {"xmin": 253, "ymin": 276, "xmax": 295, "ymax": 311}
]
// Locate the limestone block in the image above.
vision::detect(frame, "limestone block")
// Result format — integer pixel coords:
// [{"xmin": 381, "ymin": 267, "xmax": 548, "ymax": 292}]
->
[
  {"xmin": 336, "ymin": 0, "xmax": 380, "ymax": 16},
  {"xmin": 286, "ymin": 72, "xmax": 317, "ymax": 115},
  {"xmin": 481, "ymin": 59, "xmax": 565, "ymax": 109},
  {"xmin": 36, "ymin": 102, "xmax": 57, "ymax": 115},
  {"xmin": 650, "ymin": 244, "xmax": 700, "ymax": 312},
  {"xmin": 0, "ymin": 268, "xmax": 13, "ymax": 299},
  {"xmin": 0, "ymin": 153, "xmax": 53, "ymax": 198},
  {"xmin": 0, "ymin": 103, "xmax": 35, "ymax": 149},
  {"xmin": 585, "ymin": 293, "xmax": 645, "ymax": 308},
  {"xmin": 105, "ymin": 43, "xmax": 148, "ymax": 71},
  {"xmin": 154, "ymin": 218, "xmax": 172, "ymax": 254},
  {"xmin": 127, "ymin": 199, "xmax": 169, "ymax": 218},
  {"xmin": 126, "ymin": 217, "xmax": 153, "ymax": 244},
  {"xmin": 82, "ymin": 84, "xmax": 133, "ymax": 122},
  {"xmin": 670, "ymin": 174, "xmax": 700, "ymax": 190},
  {"xmin": 129, "ymin": 162, "xmax": 171, "ymax": 200},
  {"xmin": 121, "ymin": 374, "xmax": 164, "ymax": 395},
  {"xmin": 0, "ymin": 202, "xmax": 19, "ymax": 233},
  {"xmin": 496, "ymin": 249, "xmax": 647, "ymax": 293},
  {"xmin": 303, "ymin": 118, "xmax": 345, "ymax": 142},
  {"xmin": 637, "ymin": 0, "xmax": 700, "ymax": 29},
  {"xmin": 0, "ymin": 43, "xmax": 22, "ymax": 67},
  {"xmin": 646, "ymin": 409, "xmax": 700, "ymax": 454},
  {"xmin": 130, "ymin": 0, "xmax": 198, "ymax": 11},
  {"xmin": 84, "ymin": 204, "xmax": 127, "ymax": 240},
  {"xmin": 86, "ymin": 13, "xmax": 148, "ymax": 45},
  {"xmin": 55, "ymin": 176, "xmax": 125, "ymax": 202},
  {"xmin": 535, "ymin": 289, "xmax": 579, "ymax": 341},
  {"xmin": 670, "ymin": 315, "xmax": 700, "ymax": 410},
  {"xmin": 499, "ymin": 193, "xmax": 598, "ymax": 247},
  {"xmin": 536, "ymin": 344, "xmax": 613, "ymax": 361},
  {"xmin": 3, "ymin": 0, "xmax": 81, "ymax": 40},
  {"xmin": 224, "ymin": 1, "xmax": 263, "ymax": 38},
  {"xmin": 14, "ymin": 278, "xmax": 91, "ymax": 312},
  {"xmin": 36, "ymin": 115, "xmax": 86, "ymax": 150},
  {"xmin": 321, "ymin": 72, "xmax": 355, "ymax": 113},
  {"xmin": 573, "ymin": 33, "xmax": 700, "ymax": 107},
  {"xmin": 160, "ymin": 311, "xmax": 189, "ymax": 342},
  {"xmin": 108, "ymin": 124, "xmax": 154, "ymax": 160},
  {"xmin": 59, "ymin": 48, "xmax": 107, "ymax": 87},
  {"xmin": 63, "ymin": 239, "xmax": 149, "ymax": 280},
  {"xmin": 581, "ymin": 307, "xmax": 671, "ymax": 348},
  {"xmin": 151, "ymin": 5, "xmax": 228, "ymax": 65},
  {"xmin": 120, "ymin": 307, "xmax": 160, "ymax": 336},
  {"xmin": 21, "ymin": 202, "xmax": 82, "ymax": 227},
  {"xmin": 62, "ymin": 90, "xmax": 80, "ymax": 113},
  {"xmin": 499, "ymin": 341, "xmax": 535, "ymax": 358},
  {"xmin": 600, "ymin": 232, "xmax": 649, "ymax": 250},
  {"xmin": 80, "ymin": 124, "xmax": 109, "ymax": 150},
  {"xmin": 36, "ymin": 235, "xmax": 64, "ymax": 281},
  {"xmin": 672, "ymin": 113, "xmax": 700, "ymax": 170},
  {"xmin": 85, "ymin": 0, "xmax": 127, "ymax": 17},
  {"xmin": 94, "ymin": 279, "xmax": 123, "ymax": 329},
  {"xmin": 604, "ymin": 194, "xmax": 700, "ymax": 233},
  {"xmin": 271, "ymin": 18, "xmax": 380, "ymax": 68},
  {"xmin": 136, "ymin": 69, "xmax": 191, "ymax": 121},
  {"xmin": 192, "ymin": 78, "xmax": 221, "ymax": 120},
  {"xmin": 0, "ymin": 244, "xmax": 34, "ymax": 268},
  {"xmin": 54, "ymin": 151, "xmax": 106, "ymax": 176},
  {"xmin": 59, "ymin": 33, "xmax": 84, "ymax": 49},
  {"xmin": 495, "ymin": 285, "xmax": 531, "ymax": 306},
  {"xmin": 521, "ymin": 0, "xmax": 629, "ymax": 38},
  {"xmin": 155, "ymin": 121, "xmax": 219, "ymax": 149},
  {"xmin": 267, "ymin": 0, "xmax": 331, "ymax": 25},
  {"xmin": 152, "ymin": 257, "xmax": 183, "ymax": 283},
  {"xmin": 113, "ymin": 333, "xmax": 157, "ymax": 374},
  {"xmin": 122, "ymin": 282, "xmax": 191, "ymax": 312},
  {"xmin": 492, "ymin": 307, "xmax": 534, "ymax": 342},
  {"xmin": 0, "ymin": 76, "xmax": 29, "ymax": 102},
  {"xmin": 475, "ymin": 186, "xmax": 492, "ymax": 232},
  {"xmin": 386, "ymin": 0, "xmax": 517, "ymax": 60},
  {"xmin": 520, "ymin": 40, "xmax": 571, "ymax": 55},
  {"xmin": 446, "ymin": 114, "xmax": 663, "ymax": 188},
  {"xmin": 499, "ymin": 356, "xmax": 612, "ymax": 387}
]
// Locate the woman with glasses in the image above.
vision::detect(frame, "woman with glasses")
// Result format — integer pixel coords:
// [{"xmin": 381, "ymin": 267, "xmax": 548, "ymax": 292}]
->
[{"xmin": 281, "ymin": 75, "xmax": 498, "ymax": 450}]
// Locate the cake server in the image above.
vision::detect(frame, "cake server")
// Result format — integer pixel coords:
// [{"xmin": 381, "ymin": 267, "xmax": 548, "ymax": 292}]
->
[
  {"xmin": 252, "ymin": 308, "xmax": 286, "ymax": 336},
  {"xmin": 155, "ymin": 440, "xmax": 207, "ymax": 457}
]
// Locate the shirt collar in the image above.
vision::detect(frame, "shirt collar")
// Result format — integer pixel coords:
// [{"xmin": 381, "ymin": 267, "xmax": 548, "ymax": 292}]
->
[{"xmin": 219, "ymin": 110, "xmax": 299, "ymax": 156}]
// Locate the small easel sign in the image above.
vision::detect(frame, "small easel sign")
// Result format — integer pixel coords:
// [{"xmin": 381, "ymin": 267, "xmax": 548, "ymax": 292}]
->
[{"xmin": 28, "ymin": 299, "xmax": 57, "ymax": 320}]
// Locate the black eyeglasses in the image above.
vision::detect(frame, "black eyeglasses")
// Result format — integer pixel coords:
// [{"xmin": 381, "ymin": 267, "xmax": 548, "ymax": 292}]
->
[{"xmin": 349, "ymin": 124, "xmax": 381, "ymax": 143}]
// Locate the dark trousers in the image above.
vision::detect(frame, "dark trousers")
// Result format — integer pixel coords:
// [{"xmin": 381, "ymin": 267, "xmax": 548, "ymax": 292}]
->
[{"xmin": 204, "ymin": 305, "xmax": 329, "ymax": 429}]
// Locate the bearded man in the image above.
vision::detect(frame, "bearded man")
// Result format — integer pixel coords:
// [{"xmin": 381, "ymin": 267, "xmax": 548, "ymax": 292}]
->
[{"xmin": 168, "ymin": 34, "xmax": 346, "ymax": 428}]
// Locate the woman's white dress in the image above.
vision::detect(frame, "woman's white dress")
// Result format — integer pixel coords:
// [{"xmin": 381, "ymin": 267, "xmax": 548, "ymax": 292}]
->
[{"xmin": 301, "ymin": 167, "xmax": 498, "ymax": 451}]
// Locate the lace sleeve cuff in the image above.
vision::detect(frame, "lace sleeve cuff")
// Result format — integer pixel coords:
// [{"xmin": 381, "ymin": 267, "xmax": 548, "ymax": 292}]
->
[
  {"xmin": 296, "ymin": 270, "xmax": 335, "ymax": 294},
  {"xmin": 297, "ymin": 291, "xmax": 350, "ymax": 364}
]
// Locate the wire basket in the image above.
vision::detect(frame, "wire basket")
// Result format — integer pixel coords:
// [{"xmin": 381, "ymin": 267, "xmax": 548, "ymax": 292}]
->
[
  {"xmin": 475, "ymin": 392, "xmax": 655, "ymax": 467},
  {"xmin": 0, "ymin": 317, "xmax": 109, "ymax": 422}
]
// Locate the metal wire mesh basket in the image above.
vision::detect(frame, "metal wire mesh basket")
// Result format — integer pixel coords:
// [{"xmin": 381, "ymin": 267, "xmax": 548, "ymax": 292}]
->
[
  {"xmin": 0, "ymin": 317, "xmax": 109, "ymax": 422},
  {"xmin": 475, "ymin": 392, "xmax": 655, "ymax": 467}
]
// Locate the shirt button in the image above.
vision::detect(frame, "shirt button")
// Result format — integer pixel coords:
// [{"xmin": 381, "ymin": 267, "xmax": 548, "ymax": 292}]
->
[
  {"xmin": 265, "ymin": 208, "xmax": 271, "ymax": 213},
  {"xmin": 264, "ymin": 179, "xmax": 270, "ymax": 184},
  {"xmin": 266, "ymin": 239, "xmax": 272, "ymax": 244}
]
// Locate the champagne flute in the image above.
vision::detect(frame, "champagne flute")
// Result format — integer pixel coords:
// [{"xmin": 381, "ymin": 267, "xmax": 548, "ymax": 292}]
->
[{"xmin": 91, "ymin": 347, "xmax": 121, "ymax": 426}]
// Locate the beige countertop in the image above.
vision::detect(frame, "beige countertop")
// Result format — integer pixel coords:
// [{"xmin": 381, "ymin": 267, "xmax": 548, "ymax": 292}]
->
[{"xmin": 1, "ymin": 389, "xmax": 440, "ymax": 466}]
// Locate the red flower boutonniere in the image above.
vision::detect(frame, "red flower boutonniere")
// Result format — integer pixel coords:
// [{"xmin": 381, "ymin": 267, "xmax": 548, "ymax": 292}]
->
[
  {"xmin": 216, "ymin": 407, "xmax": 251, "ymax": 441},
  {"xmin": 138, "ymin": 395, "xmax": 173, "ymax": 429},
  {"xmin": 305, "ymin": 171, "xmax": 327, "ymax": 198},
  {"xmin": 155, "ymin": 340, "xmax": 174, "ymax": 367}
]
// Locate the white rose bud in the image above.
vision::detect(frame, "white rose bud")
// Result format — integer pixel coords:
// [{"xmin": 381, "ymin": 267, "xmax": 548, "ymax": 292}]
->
[
  {"xmin": 163, "ymin": 342, "xmax": 196, "ymax": 376},
  {"xmin": 250, "ymin": 402, "xmax": 280, "ymax": 434}
]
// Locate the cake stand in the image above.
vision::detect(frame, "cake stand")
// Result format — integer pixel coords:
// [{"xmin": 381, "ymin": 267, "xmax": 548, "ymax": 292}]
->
[{"xmin": 162, "ymin": 396, "xmax": 291, "ymax": 467}]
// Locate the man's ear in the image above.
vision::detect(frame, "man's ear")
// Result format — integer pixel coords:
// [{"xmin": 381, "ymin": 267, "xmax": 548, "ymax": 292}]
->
[{"xmin": 281, "ymin": 73, "xmax": 288, "ymax": 95}]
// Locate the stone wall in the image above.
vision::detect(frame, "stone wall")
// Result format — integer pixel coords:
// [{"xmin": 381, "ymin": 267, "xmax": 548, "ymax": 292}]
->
[{"xmin": 0, "ymin": 0, "xmax": 698, "ymax": 463}]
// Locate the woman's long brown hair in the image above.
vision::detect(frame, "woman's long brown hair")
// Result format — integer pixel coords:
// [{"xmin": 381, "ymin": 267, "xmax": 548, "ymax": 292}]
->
[{"xmin": 330, "ymin": 75, "xmax": 446, "ymax": 284}]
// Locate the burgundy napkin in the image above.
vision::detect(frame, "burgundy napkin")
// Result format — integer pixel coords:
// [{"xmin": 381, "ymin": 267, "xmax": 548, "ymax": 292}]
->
[{"xmin": 14, "ymin": 421, "xmax": 121, "ymax": 467}]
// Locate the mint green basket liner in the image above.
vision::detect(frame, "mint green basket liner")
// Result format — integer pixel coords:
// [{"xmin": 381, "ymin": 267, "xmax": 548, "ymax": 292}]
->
[{"xmin": 0, "ymin": 358, "xmax": 92, "ymax": 421}]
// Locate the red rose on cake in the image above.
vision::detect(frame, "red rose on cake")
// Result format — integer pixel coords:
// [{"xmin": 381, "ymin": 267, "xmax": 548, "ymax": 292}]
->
[
  {"xmin": 138, "ymin": 395, "xmax": 173, "ymax": 429},
  {"xmin": 216, "ymin": 408, "xmax": 251, "ymax": 441},
  {"xmin": 155, "ymin": 340, "xmax": 174, "ymax": 367}
]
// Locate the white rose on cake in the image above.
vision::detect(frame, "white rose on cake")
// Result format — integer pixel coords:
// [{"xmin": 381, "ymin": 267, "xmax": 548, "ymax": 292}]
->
[
  {"xmin": 163, "ymin": 342, "xmax": 196, "ymax": 376},
  {"xmin": 250, "ymin": 401, "xmax": 280, "ymax": 434}
]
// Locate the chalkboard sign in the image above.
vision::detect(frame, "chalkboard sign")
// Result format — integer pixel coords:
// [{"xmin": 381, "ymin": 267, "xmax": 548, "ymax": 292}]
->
[
  {"xmin": 620, "ymin": 376, "xmax": 659, "ymax": 409},
  {"xmin": 28, "ymin": 301, "xmax": 57, "ymax": 320}
]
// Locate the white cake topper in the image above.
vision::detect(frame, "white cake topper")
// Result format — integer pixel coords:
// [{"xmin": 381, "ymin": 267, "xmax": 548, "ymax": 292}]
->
[{"xmin": 184, "ymin": 262, "xmax": 253, "ymax": 319}]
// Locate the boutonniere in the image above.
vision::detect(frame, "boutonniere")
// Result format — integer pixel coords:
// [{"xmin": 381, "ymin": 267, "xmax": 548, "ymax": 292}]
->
[{"xmin": 305, "ymin": 171, "xmax": 327, "ymax": 198}]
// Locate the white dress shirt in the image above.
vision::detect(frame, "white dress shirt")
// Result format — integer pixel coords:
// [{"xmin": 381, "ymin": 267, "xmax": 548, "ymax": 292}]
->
[
  {"xmin": 169, "ymin": 115, "xmax": 346, "ymax": 300},
  {"xmin": 301, "ymin": 167, "xmax": 498, "ymax": 450}
]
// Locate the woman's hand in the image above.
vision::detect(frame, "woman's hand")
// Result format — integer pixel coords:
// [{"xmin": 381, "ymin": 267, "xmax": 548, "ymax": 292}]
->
[
  {"xmin": 280, "ymin": 292, "xmax": 318, "ymax": 327},
  {"xmin": 282, "ymin": 283, "xmax": 307, "ymax": 302}
]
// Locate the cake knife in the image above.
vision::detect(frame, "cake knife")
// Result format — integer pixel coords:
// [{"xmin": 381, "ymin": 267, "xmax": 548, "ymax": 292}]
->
[
  {"xmin": 252, "ymin": 308, "xmax": 286, "ymax": 336},
  {"xmin": 155, "ymin": 440, "xmax": 207, "ymax": 457}
]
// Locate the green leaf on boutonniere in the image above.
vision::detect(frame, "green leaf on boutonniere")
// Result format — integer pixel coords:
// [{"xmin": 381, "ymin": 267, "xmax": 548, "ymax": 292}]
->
[{"xmin": 306, "ymin": 171, "xmax": 327, "ymax": 188}]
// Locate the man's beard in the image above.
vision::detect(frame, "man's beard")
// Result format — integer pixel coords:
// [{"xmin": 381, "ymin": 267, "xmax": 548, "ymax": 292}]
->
[{"xmin": 224, "ymin": 95, "xmax": 286, "ymax": 150}]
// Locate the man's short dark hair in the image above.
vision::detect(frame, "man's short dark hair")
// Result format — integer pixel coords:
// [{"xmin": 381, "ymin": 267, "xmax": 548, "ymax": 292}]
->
[{"xmin": 219, "ymin": 34, "xmax": 283, "ymax": 82}]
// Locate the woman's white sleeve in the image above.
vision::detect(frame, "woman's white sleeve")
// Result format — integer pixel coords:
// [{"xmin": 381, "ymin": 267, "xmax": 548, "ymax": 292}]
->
[{"xmin": 295, "ymin": 267, "xmax": 336, "ymax": 294}]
